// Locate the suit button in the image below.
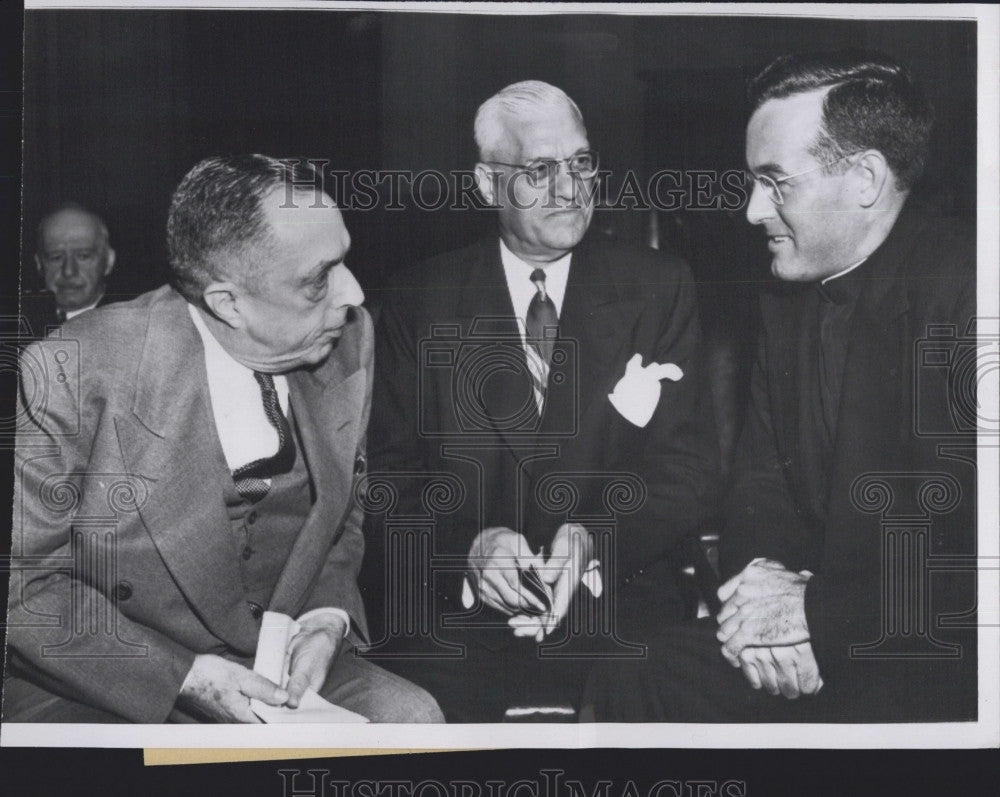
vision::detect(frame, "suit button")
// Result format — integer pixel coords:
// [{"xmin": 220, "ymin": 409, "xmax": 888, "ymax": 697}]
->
[
  {"xmin": 113, "ymin": 581, "xmax": 133, "ymax": 601},
  {"xmin": 354, "ymin": 453, "xmax": 366, "ymax": 475},
  {"xmin": 248, "ymin": 602, "xmax": 264, "ymax": 620},
  {"xmin": 246, "ymin": 510, "xmax": 258, "ymax": 526},
  {"xmin": 242, "ymin": 545, "xmax": 254, "ymax": 560}
]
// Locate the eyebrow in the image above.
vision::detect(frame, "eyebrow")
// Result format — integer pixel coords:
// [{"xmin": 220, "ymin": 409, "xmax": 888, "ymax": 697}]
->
[
  {"xmin": 749, "ymin": 161, "xmax": 785, "ymax": 177},
  {"xmin": 523, "ymin": 146, "xmax": 591, "ymax": 163},
  {"xmin": 299, "ymin": 258, "xmax": 342, "ymax": 287}
]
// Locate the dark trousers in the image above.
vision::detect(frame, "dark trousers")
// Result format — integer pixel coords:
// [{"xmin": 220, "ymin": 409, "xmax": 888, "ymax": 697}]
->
[{"xmin": 580, "ymin": 619, "xmax": 831, "ymax": 723}]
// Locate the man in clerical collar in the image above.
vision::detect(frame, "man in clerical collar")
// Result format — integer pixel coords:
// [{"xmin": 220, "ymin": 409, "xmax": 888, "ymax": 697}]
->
[{"xmin": 584, "ymin": 49, "xmax": 978, "ymax": 723}]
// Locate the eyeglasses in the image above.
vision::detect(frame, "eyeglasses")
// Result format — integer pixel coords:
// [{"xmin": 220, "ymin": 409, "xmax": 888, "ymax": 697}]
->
[
  {"xmin": 748, "ymin": 152, "xmax": 860, "ymax": 205},
  {"xmin": 483, "ymin": 150, "xmax": 600, "ymax": 188}
]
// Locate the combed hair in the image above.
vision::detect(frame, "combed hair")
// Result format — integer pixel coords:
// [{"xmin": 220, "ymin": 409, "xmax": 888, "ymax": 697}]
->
[
  {"xmin": 166, "ymin": 154, "xmax": 321, "ymax": 303},
  {"xmin": 748, "ymin": 49, "xmax": 933, "ymax": 191},
  {"xmin": 474, "ymin": 80, "xmax": 585, "ymax": 161}
]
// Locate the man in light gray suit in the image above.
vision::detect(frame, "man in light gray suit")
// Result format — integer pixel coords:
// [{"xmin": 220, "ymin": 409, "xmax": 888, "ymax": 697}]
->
[{"xmin": 3, "ymin": 155, "xmax": 442, "ymax": 723}]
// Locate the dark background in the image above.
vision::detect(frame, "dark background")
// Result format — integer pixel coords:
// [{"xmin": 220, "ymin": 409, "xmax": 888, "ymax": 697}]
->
[
  {"xmin": 3, "ymin": 8, "xmax": 995, "ymax": 787},
  {"xmin": 15, "ymin": 10, "xmax": 978, "ymax": 474},
  {"xmin": 20, "ymin": 11, "xmax": 976, "ymax": 300}
]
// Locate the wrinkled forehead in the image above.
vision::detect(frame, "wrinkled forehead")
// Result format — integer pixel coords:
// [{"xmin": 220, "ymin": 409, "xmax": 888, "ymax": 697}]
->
[
  {"xmin": 746, "ymin": 88, "xmax": 828, "ymax": 170},
  {"xmin": 497, "ymin": 107, "xmax": 589, "ymax": 161},
  {"xmin": 262, "ymin": 187, "xmax": 351, "ymax": 249},
  {"xmin": 40, "ymin": 210, "xmax": 105, "ymax": 248},
  {"xmin": 264, "ymin": 187, "xmax": 342, "ymax": 226}
]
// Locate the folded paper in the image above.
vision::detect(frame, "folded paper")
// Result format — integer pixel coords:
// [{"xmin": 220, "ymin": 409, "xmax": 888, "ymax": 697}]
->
[{"xmin": 250, "ymin": 611, "xmax": 368, "ymax": 723}]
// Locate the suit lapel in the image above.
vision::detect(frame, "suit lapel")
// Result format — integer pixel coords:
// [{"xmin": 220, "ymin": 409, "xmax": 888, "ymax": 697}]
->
[
  {"xmin": 551, "ymin": 237, "xmax": 638, "ymax": 431},
  {"xmin": 268, "ymin": 352, "xmax": 366, "ymax": 614},
  {"xmin": 455, "ymin": 240, "xmax": 541, "ymax": 450},
  {"xmin": 453, "ymin": 237, "xmax": 641, "ymax": 455},
  {"xmin": 115, "ymin": 290, "xmax": 259, "ymax": 654}
]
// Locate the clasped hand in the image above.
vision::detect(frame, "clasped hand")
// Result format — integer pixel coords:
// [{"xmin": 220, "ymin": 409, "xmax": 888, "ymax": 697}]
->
[
  {"xmin": 467, "ymin": 524, "xmax": 593, "ymax": 641},
  {"xmin": 715, "ymin": 558, "xmax": 823, "ymax": 699},
  {"xmin": 177, "ymin": 616, "xmax": 346, "ymax": 722}
]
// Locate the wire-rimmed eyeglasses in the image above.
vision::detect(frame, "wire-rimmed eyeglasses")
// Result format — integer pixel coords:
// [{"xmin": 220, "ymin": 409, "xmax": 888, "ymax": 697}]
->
[
  {"xmin": 747, "ymin": 151, "xmax": 861, "ymax": 205},
  {"xmin": 482, "ymin": 150, "xmax": 600, "ymax": 188}
]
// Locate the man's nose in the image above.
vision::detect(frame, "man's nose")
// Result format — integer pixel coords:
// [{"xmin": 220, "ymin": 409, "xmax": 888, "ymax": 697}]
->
[
  {"xmin": 550, "ymin": 161, "xmax": 579, "ymax": 202},
  {"xmin": 745, "ymin": 180, "xmax": 776, "ymax": 226},
  {"xmin": 330, "ymin": 265, "xmax": 365, "ymax": 308},
  {"xmin": 61, "ymin": 252, "xmax": 80, "ymax": 278}
]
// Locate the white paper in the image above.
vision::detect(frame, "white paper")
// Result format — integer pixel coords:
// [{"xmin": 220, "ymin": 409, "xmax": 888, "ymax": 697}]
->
[{"xmin": 249, "ymin": 611, "xmax": 368, "ymax": 724}]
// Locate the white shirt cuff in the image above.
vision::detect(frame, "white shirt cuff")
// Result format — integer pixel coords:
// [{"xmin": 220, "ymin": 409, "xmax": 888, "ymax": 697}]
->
[{"xmin": 295, "ymin": 607, "xmax": 351, "ymax": 638}]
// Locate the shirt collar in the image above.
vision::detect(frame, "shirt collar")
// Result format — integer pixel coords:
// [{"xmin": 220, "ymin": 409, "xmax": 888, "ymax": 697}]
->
[
  {"xmin": 816, "ymin": 257, "xmax": 869, "ymax": 306},
  {"xmin": 62, "ymin": 292, "xmax": 103, "ymax": 320},
  {"xmin": 498, "ymin": 238, "xmax": 572, "ymax": 317},
  {"xmin": 186, "ymin": 302, "xmax": 290, "ymax": 410}
]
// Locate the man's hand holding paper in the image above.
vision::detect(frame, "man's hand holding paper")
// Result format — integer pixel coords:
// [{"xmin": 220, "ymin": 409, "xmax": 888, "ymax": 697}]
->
[{"xmin": 284, "ymin": 612, "xmax": 349, "ymax": 709}]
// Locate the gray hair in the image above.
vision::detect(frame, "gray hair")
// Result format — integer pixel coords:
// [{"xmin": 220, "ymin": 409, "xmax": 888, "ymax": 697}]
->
[
  {"xmin": 473, "ymin": 80, "xmax": 586, "ymax": 162},
  {"xmin": 167, "ymin": 154, "xmax": 321, "ymax": 304},
  {"xmin": 36, "ymin": 202, "xmax": 110, "ymax": 253}
]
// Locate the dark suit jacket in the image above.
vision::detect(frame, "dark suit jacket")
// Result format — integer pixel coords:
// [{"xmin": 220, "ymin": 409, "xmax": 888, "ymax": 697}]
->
[
  {"xmin": 719, "ymin": 207, "xmax": 978, "ymax": 721},
  {"xmin": 5, "ymin": 285, "xmax": 373, "ymax": 723},
  {"xmin": 368, "ymin": 233, "xmax": 719, "ymax": 642}
]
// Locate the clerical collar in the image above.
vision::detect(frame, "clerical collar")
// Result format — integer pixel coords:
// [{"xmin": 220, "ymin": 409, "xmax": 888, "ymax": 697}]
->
[{"xmin": 816, "ymin": 257, "xmax": 869, "ymax": 306}]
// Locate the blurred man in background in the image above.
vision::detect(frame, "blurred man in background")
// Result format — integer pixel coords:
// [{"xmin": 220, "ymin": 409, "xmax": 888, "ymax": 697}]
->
[{"xmin": 27, "ymin": 203, "xmax": 117, "ymax": 331}]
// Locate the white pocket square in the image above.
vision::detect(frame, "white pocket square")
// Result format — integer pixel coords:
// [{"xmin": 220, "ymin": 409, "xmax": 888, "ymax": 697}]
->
[{"xmin": 608, "ymin": 353, "xmax": 683, "ymax": 428}]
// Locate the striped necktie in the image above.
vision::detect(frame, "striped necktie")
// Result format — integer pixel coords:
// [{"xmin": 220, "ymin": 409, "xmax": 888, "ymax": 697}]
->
[
  {"xmin": 232, "ymin": 372, "xmax": 295, "ymax": 503},
  {"xmin": 525, "ymin": 268, "xmax": 559, "ymax": 414}
]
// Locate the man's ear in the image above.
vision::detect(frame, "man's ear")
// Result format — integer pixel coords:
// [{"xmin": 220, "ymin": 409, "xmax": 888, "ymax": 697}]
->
[
  {"xmin": 853, "ymin": 150, "xmax": 890, "ymax": 208},
  {"xmin": 202, "ymin": 281, "xmax": 243, "ymax": 329},
  {"xmin": 104, "ymin": 247, "xmax": 116, "ymax": 276},
  {"xmin": 474, "ymin": 163, "xmax": 500, "ymax": 207}
]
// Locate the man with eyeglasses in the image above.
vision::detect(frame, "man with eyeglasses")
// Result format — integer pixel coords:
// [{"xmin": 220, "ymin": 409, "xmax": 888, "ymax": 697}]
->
[
  {"xmin": 583, "ymin": 50, "xmax": 977, "ymax": 722},
  {"xmin": 368, "ymin": 80, "xmax": 718, "ymax": 721}
]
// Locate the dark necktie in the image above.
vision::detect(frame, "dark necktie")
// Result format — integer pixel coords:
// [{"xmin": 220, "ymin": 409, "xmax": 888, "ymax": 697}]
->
[
  {"xmin": 232, "ymin": 372, "xmax": 295, "ymax": 503},
  {"xmin": 525, "ymin": 268, "xmax": 559, "ymax": 415},
  {"xmin": 526, "ymin": 268, "xmax": 558, "ymax": 366}
]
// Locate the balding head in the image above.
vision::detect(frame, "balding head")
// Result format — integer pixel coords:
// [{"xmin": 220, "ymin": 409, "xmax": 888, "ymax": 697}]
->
[{"xmin": 35, "ymin": 204, "xmax": 115, "ymax": 311}]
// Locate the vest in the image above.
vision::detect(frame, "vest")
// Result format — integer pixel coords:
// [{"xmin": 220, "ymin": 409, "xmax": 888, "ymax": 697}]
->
[{"xmin": 222, "ymin": 404, "xmax": 313, "ymax": 617}]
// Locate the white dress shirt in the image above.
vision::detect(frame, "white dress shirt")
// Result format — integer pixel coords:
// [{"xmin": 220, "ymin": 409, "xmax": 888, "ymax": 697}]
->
[
  {"xmin": 187, "ymin": 303, "xmax": 290, "ymax": 474},
  {"xmin": 499, "ymin": 238, "xmax": 571, "ymax": 346},
  {"xmin": 63, "ymin": 292, "xmax": 104, "ymax": 321},
  {"xmin": 186, "ymin": 304, "xmax": 349, "ymax": 637}
]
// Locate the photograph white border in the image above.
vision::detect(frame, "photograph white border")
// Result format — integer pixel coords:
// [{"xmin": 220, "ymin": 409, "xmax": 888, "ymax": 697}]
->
[{"xmin": 4, "ymin": 0, "xmax": 998, "ymax": 750}]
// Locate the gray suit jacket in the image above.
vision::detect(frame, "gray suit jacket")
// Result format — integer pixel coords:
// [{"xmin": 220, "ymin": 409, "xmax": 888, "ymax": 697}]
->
[{"xmin": 5, "ymin": 285, "xmax": 373, "ymax": 722}]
